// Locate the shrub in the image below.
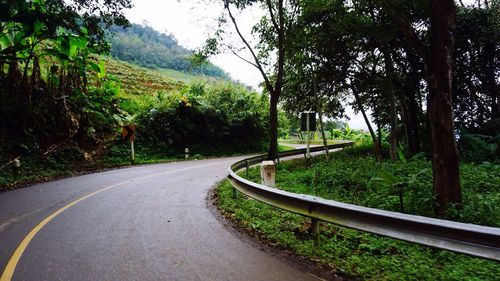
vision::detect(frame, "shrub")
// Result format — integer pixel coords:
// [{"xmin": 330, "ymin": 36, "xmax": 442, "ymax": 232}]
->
[{"xmin": 135, "ymin": 83, "xmax": 269, "ymax": 155}]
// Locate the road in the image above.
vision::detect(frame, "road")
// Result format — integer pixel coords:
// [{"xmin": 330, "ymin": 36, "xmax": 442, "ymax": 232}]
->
[{"xmin": 0, "ymin": 157, "xmax": 321, "ymax": 281}]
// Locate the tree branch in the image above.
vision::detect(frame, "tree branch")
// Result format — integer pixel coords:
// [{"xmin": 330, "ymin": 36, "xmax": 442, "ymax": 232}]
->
[
  {"xmin": 265, "ymin": 0, "xmax": 280, "ymax": 32},
  {"xmin": 274, "ymin": 0, "xmax": 285, "ymax": 97},
  {"xmin": 223, "ymin": 43, "xmax": 259, "ymax": 68},
  {"xmin": 224, "ymin": 2, "xmax": 274, "ymax": 93},
  {"xmin": 390, "ymin": 1, "xmax": 428, "ymax": 62}
]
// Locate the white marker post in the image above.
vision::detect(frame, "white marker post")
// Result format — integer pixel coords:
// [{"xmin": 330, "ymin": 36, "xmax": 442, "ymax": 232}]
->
[
  {"xmin": 260, "ymin": 161, "xmax": 275, "ymax": 187},
  {"xmin": 130, "ymin": 140, "xmax": 135, "ymax": 163},
  {"xmin": 13, "ymin": 158, "xmax": 21, "ymax": 177},
  {"xmin": 185, "ymin": 148, "xmax": 189, "ymax": 159}
]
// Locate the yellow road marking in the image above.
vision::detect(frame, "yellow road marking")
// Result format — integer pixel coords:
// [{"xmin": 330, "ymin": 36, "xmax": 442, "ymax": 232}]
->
[{"xmin": 0, "ymin": 162, "xmax": 222, "ymax": 281}]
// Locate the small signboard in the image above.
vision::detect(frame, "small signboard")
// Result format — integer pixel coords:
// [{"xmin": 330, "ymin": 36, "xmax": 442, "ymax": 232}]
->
[
  {"xmin": 122, "ymin": 125, "xmax": 135, "ymax": 141},
  {"xmin": 300, "ymin": 112, "xmax": 316, "ymax": 131}
]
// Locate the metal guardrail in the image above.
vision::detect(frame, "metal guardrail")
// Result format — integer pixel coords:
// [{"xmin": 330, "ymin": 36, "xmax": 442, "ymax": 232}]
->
[{"xmin": 227, "ymin": 142, "xmax": 500, "ymax": 261}]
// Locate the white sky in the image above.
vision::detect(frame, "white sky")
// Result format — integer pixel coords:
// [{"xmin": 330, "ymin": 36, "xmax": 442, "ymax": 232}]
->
[{"xmin": 125, "ymin": 0, "xmax": 371, "ymax": 130}]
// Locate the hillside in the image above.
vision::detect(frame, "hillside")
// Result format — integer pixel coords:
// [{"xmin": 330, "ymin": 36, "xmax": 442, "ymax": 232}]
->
[
  {"xmin": 100, "ymin": 56, "xmax": 231, "ymax": 102},
  {"xmin": 108, "ymin": 23, "xmax": 229, "ymax": 79}
]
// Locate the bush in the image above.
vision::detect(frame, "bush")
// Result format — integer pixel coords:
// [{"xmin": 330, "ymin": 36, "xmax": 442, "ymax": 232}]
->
[
  {"xmin": 135, "ymin": 83, "xmax": 269, "ymax": 155},
  {"xmin": 458, "ymin": 132, "xmax": 499, "ymax": 163}
]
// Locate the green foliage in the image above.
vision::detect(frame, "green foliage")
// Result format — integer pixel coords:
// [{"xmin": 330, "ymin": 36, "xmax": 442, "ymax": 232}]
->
[
  {"xmin": 215, "ymin": 145, "xmax": 499, "ymax": 279},
  {"xmin": 216, "ymin": 176, "xmax": 499, "ymax": 280},
  {"xmin": 454, "ymin": 4, "xmax": 500, "ymax": 130},
  {"xmin": 135, "ymin": 83, "xmax": 269, "ymax": 155},
  {"xmin": 108, "ymin": 23, "xmax": 229, "ymax": 79},
  {"xmin": 269, "ymin": 146, "xmax": 498, "ymax": 226},
  {"xmin": 0, "ymin": 0, "xmax": 131, "ymax": 172},
  {"xmin": 459, "ymin": 132, "xmax": 499, "ymax": 163},
  {"xmin": 327, "ymin": 125, "xmax": 372, "ymax": 145}
]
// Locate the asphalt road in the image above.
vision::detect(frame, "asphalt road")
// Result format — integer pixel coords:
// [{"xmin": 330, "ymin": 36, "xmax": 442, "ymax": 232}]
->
[{"xmin": 0, "ymin": 157, "xmax": 321, "ymax": 281}]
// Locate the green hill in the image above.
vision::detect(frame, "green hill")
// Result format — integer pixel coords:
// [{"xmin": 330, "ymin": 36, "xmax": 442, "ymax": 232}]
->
[
  {"xmin": 100, "ymin": 56, "xmax": 231, "ymax": 109},
  {"xmin": 108, "ymin": 23, "xmax": 229, "ymax": 79}
]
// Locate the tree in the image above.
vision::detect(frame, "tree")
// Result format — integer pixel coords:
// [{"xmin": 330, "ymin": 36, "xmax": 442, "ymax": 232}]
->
[
  {"xmin": 426, "ymin": 0, "xmax": 461, "ymax": 215},
  {"xmin": 393, "ymin": 0, "xmax": 461, "ymax": 215},
  {"xmin": 281, "ymin": 0, "xmax": 467, "ymax": 215},
  {"xmin": 282, "ymin": 0, "xmax": 356, "ymax": 159},
  {"xmin": 453, "ymin": 2, "xmax": 499, "ymax": 131},
  {"xmin": 0, "ymin": 0, "xmax": 131, "ymax": 155},
  {"xmin": 199, "ymin": 0, "xmax": 297, "ymax": 160}
]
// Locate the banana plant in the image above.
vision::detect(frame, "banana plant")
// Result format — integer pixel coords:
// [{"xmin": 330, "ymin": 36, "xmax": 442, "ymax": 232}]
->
[{"xmin": 371, "ymin": 167, "xmax": 431, "ymax": 213}]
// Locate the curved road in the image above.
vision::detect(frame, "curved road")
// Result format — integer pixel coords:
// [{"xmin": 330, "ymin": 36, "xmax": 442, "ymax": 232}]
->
[{"xmin": 0, "ymin": 157, "xmax": 320, "ymax": 281}]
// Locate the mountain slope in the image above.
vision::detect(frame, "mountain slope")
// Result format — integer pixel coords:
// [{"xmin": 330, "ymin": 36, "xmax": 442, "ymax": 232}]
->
[{"xmin": 108, "ymin": 24, "xmax": 229, "ymax": 79}]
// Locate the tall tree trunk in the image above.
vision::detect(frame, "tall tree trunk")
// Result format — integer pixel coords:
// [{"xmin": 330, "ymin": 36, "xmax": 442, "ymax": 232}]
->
[
  {"xmin": 266, "ymin": 0, "xmax": 285, "ymax": 161},
  {"xmin": 317, "ymin": 101, "xmax": 330, "ymax": 162},
  {"xmin": 354, "ymin": 89, "xmax": 382, "ymax": 161},
  {"xmin": 404, "ymin": 54, "xmax": 422, "ymax": 155},
  {"xmin": 371, "ymin": 94, "xmax": 383, "ymax": 159},
  {"xmin": 267, "ymin": 93, "xmax": 279, "ymax": 160},
  {"xmin": 427, "ymin": 0, "xmax": 461, "ymax": 216},
  {"xmin": 382, "ymin": 47, "xmax": 398, "ymax": 161},
  {"xmin": 312, "ymin": 75, "xmax": 329, "ymax": 161}
]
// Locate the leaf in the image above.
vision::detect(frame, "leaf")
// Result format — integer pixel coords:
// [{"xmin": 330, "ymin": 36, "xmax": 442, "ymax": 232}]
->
[
  {"xmin": 408, "ymin": 168, "xmax": 431, "ymax": 185},
  {"xmin": 370, "ymin": 176, "xmax": 385, "ymax": 182},
  {"xmin": 410, "ymin": 152, "xmax": 426, "ymax": 161},
  {"xmin": 98, "ymin": 60, "xmax": 106, "ymax": 79},
  {"xmin": 377, "ymin": 170, "xmax": 399, "ymax": 186},
  {"xmin": 397, "ymin": 147, "xmax": 407, "ymax": 163},
  {"xmin": 88, "ymin": 61, "xmax": 100, "ymax": 73}
]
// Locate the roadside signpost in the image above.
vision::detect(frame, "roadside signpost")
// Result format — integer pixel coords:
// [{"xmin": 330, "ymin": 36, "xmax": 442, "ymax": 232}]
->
[
  {"xmin": 122, "ymin": 125, "xmax": 135, "ymax": 163},
  {"xmin": 300, "ymin": 112, "xmax": 316, "ymax": 160}
]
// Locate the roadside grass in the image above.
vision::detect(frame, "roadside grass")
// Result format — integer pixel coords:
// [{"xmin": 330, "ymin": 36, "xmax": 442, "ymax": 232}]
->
[
  {"xmin": 214, "ymin": 146, "xmax": 500, "ymax": 280},
  {"xmin": 278, "ymin": 144, "xmax": 296, "ymax": 151},
  {"xmin": 279, "ymin": 139, "xmax": 347, "ymax": 145}
]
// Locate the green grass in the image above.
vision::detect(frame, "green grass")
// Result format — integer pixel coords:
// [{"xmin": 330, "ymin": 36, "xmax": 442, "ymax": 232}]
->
[
  {"xmin": 157, "ymin": 68, "xmax": 226, "ymax": 85},
  {"xmin": 279, "ymin": 138, "xmax": 348, "ymax": 145},
  {"xmin": 278, "ymin": 144, "xmax": 296, "ymax": 151},
  {"xmin": 214, "ymin": 146, "xmax": 500, "ymax": 280}
]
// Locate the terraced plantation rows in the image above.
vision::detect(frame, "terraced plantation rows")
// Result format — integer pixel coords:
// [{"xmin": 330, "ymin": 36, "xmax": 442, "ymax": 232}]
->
[{"xmin": 102, "ymin": 57, "xmax": 185, "ymax": 96}]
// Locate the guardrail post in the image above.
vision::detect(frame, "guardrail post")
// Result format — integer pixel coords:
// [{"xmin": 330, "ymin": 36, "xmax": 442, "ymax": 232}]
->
[
  {"xmin": 311, "ymin": 218, "xmax": 320, "ymax": 245},
  {"xmin": 245, "ymin": 160, "xmax": 249, "ymax": 178}
]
